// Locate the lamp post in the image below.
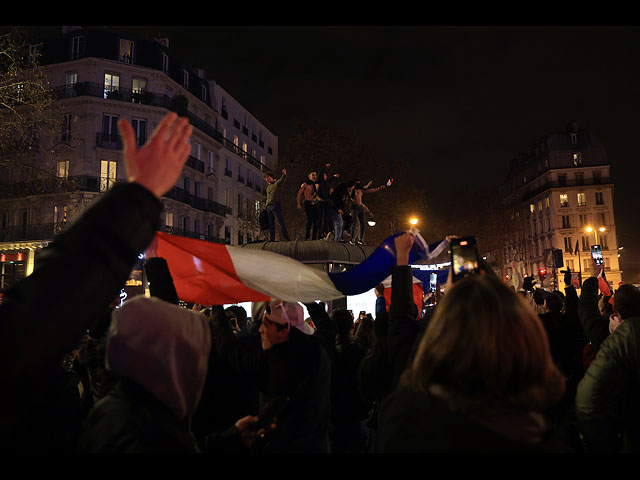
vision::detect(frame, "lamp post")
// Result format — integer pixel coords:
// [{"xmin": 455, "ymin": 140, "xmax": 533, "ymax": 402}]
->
[
  {"xmin": 585, "ymin": 226, "xmax": 606, "ymax": 245},
  {"xmin": 409, "ymin": 217, "xmax": 419, "ymax": 226}
]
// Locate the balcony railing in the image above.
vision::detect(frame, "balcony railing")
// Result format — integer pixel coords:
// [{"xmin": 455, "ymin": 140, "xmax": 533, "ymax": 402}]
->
[
  {"xmin": 0, "ymin": 222, "xmax": 68, "ymax": 242},
  {"xmin": 0, "ymin": 175, "xmax": 125, "ymax": 199},
  {"xmin": 186, "ymin": 155, "xmax": 205, "ymax": 173},
  {"xmin": 164, "ymin": 186, "xmax": 231, "ymax": 216},
  {"xmin": 96, "ymin": 132, "xmax": 122, "ymax": 150},
  {"xmin": 52, "ymin": 82, "xmax": 268, "ymax": 171},
  {"xmin": 160, "ymin": 225, "xmax": 226, "ymax": 244},
  {"xmin": 518, "ymin": 176, "xmax": 612, "ymax": 203}
]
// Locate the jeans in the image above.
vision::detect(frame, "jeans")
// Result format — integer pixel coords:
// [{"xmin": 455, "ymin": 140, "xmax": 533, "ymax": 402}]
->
[
  {"xmin": 304, "ymin": 200, "xmax": 319, "ymax": 240},
  {"xmin": 266, "ymin": 203, "xmax": 289, "ymax": 241},
  {"xmin": 352, "ymin": 204, "xmax": 366, "ymax": 242},
  {"xmin": 325, "ymin": 207, "xmax": 343, "ymax": 241}
]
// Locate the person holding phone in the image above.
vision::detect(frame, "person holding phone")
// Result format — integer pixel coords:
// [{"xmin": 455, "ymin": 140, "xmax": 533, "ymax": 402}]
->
[{"xmin": 378, "ymin": 238, "xmax": 567, "ymax": 452}]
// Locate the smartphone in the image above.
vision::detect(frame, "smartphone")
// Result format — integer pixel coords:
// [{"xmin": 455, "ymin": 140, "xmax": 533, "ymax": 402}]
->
[
  {"xmin": 429, "ymin": 272, "xmax": 437, "ymax": 293},
  {"xmin": 359, "ymin": 310, "xmax": 366, "ymax": 318},
  {"xmin": 249, "ymin": 396, "xmax": 290, "ymax": 431},
  {"xmin": 450, "ymin": 236, "xmax": 480, "ymax": 282},
  {"xmin": 591, "ymin": 244, "xmax": 604, "ymax": 266}
]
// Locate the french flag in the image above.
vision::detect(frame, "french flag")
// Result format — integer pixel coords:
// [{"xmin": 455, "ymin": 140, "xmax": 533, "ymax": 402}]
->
[{"xmin": 151, "ymin": 231, "xmax": 449, "ymax": 305}]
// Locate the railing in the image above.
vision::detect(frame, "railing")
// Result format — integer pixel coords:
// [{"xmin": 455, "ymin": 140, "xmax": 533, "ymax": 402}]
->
[
  {"xmin": 96, "ymin": 132, "xmax": 122, "ymax": 150},
  {"xmin": 164, "ymin": 186, "xmax": 232, "ymax": 216},
  {"xmin": 160, "ymin": 225, "xmax": 226, "ymax": 244},
  {"xmin": 0, "ymin": 222, "xmax": 67, "ymax": 242},
  {"xmin": 0, "ymin": 175, "xmax": 125, "ymax": 198},
  {"xmin": 186, "ymin": 155, "xmax": 205, "ymax": 173},
  {"xmin": 53, "ymin": 82, "xmax": 269, "ymax": 171},
  {"xmin": 518, "ymin": 176, "xmax": 612, "ymax": 203}
]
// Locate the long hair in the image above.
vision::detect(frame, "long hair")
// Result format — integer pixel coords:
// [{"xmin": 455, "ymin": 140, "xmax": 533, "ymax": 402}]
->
[
  {"xmin": 355, "ymin": 314, "xmax": 376, "ymax": 351},
  {"xmin": 401, "ymin": 274, "xmax": 564, "ymax": 413}
]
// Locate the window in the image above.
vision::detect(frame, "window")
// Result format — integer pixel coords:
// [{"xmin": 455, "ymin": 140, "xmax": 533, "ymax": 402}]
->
[
  {"xmin": 238, "ymin": 231, "xmax": 243, "ymax": 245},
  {"xmin": 183, "ymin": 216, "xmax": 189, "ymax": 233},
  {"xmin": 601, "ymin": 235, "xmax": 609, "ymax": 250},
  {"xmin": 53, "ymin": 205, "xmax": 68, "ymax": 225},
  {"xmin": 566, "ymin": 259, "xmax": 575, "ymax": 270},
  {"xmin": 165, "ymin": 211, "xmax": 173, "ymax": 227},
  {"xmin": 225, "ymin": 226, "xmax": 231, "ymax": 244},
  {"xmin": 575, "ymin": 172, "xmax": 584, "ymax": 185},
  {"xmin": 182, "ymin": 69, "xmax": 189, "ymax": 89},
  {"xmin": 593, "ymin": 170, "xmax": 602, "ymax": 184},
  {"xmin": 56, "ymin": 160, "xmax": 69, "ymax": 179},
  {"xmin": 131, "ymin": 118, "xmax": 146, "ymax": 146},
  {"xmin": 225, "ymin": 188, "xmax": 230, "ymax": 207},
  {"xmin": 561, "ymin": 215, "xmax": 571, "ymax": 229},
  {"xmin": 583, "ymin": 258, "xmax": 591, "ymax": 272},
  {"xmin": 183, "ymin": 177, "xmax": 190, "ymax": 194},
  {"xmin": 132, "ymin": 78, "xmax": 147, "ymax": 103},
  {"xmin": 28, "ymin": 44, "xmax": 40, "ymax": 65},
  {"xmin": 545, "ymin": 197, "xmax": 550, "ymax": 209},
  {"xmin": 564, "ymin": 237, "xmax": 573, "ymax": 252},
  {"xmin": 571, "ymin": 133, "xmax": 578, "ymax": 144},
  {"xmin": 207, "ymin": 224, "xmax": 214, "ymax": 239},
  {"xmin": 162, "ymin": 53, "xmax": 169, "ymax": 74},
  {"xmin": 579, "ymin": 214, "xmax": 589, "ymax": 227},
  {"xmin": 573, "ymin": 152, "xmax": 582, "ymax": 166},
  {"xmin": 119, "ymin": 39, "xmax": 134, "ymax": 64},
  {"xmin": 201, "ymin": 84, "xmax": 207, "ymax": 101},
  {"xmin": 61, "ymin": 115, "xmax": 72, "ymax": 142},
  {"xmin": 65, "ymin": 72, "xmax": 77, "ymax": 97},
  {"xmin": 577, "ymin": 192, "xmax": 587, "ymax": 207},
  {"xmin": 582, "ymin": 236, "xmax": 590, "ymax": 250},
  {"xmin": 71, "ymin": 36, "xmax": 86, "ymax": 60},
  {"xmin": 560, "ymin": 194, "xmax": 569, "ymax": 207},
  {"xmin": 208, "ymin": 152, "xmax": 215, "ymax": 174},
  {"xmin": 208, "ymin": 186, "xmax": 215, "ymax": 201},
  {"xmin": 595, "ymin": 191, "xmax": 605, "ymax": 205},
  {"xmin": 100, "ymin": 160, "xmax": 117, "ymax": 192},
  {"xmin": 237, "ymin": 194, "xmax": 244, "ymax": 217},
  {"xmin": 529, "ymin": 204, "xmax": 535, "ymax": 214},
  {"xmin": 194, "ymin": 181, "xmax": 200, "ymax": 198},
  {"xmin": 102, "ymin": 114, "xmax": 119, "ymax": 147},
  {"xmin": 194, "ymin": 219, "xmax": 200, "ymax": 234},
  {"xmin": 558, "ymin": 174, "xmax": 567, "ymax": 187},
  {"xmin": 103, "ymin": 73, "xmax": 120, "ymax": 99},
  {"xmin": 193, "ymin": 142, "xmax": 201, "ymax": 160}
]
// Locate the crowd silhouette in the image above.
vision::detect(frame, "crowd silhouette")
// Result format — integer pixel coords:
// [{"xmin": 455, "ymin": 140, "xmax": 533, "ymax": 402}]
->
[{"xmin": 1, "ymin": 112, "xmax": 639, "ymax": 454}]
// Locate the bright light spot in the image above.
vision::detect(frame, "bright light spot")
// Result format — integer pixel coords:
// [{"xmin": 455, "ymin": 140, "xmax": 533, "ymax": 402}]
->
[
  {"xmin": 599, "ymin": 227, "xmax": 606, "ymax": 232},
  {"xmin": 409, "ymin": 218, "xmax": 419, "ymax": 225},
  {"xmin": 367, "ymin": 220, "xmax": 376, "ymax": 227},
  {"xmin": 585, "ymin": 226, "xmax": 593, "ymax": 233}
]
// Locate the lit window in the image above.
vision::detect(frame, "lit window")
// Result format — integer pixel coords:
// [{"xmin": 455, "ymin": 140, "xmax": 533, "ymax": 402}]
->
[
  {"xmin": 577, "ymin": 192, "xmax": 587, "ymax": 206},
  {"xmin": 573, "ymin": 152, "xmax": 582, "ymax": 166},
  {"xmin": 560, "ymin": 194, "xmax": 569, "ymax": 207},
  {"xmin": 530, "ymin": 204, "xmax": 535, "ymax": 213},
  {"xmin": 119, "ymin": 39, "xmax": 134, "ymax": 64},
  {"xmin": 165, "ymin": 211, "xmax": 174, "ymax": 227},
  {"xmin": 104, "ymin": 73, "xmax": 120, "ymax": 99},
  {"xmin": 56, "ymin": 160, "xmax": 69, "ymax": 179},
  {"xmin": 100, "ymin": 160, "xmax": 117, "ymax": 192},
  {"xmin": 545, "ymin": 197, "xmax": 550, "ymax": 209}
]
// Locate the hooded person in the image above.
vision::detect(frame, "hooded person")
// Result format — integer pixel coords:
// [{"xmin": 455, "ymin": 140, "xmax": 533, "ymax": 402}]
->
[
  {"xmin": 77, "ymin": 295, "xmax": 260, "ymax": 453},
  {"xmin": 209, "ymin": 298, "xmax": 334, "ymax": 453}
]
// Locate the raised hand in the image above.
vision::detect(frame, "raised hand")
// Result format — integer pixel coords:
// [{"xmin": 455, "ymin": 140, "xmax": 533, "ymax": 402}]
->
[{"xmin": 119, "ymin": 112, "xmax": 193, "ymax": 198}]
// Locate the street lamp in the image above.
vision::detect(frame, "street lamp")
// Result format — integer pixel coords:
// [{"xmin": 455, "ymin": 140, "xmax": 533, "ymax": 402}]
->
[
  {"xmin": 585, "ymin": 226, "xmax": 606, "ymax": 245},
  {"xmin": 409, "ymin": 217, "xmax": 419, "ymax": 226}
]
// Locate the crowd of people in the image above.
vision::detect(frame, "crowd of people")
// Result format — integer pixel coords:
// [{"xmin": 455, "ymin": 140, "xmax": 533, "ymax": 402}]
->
[
  {"xmin": 2, "ymin": 112, "xmax": 640, "ymax": 454},
  {"xmin": 261, "ymin": 162, "xmax": 393, "ymax": 244}
]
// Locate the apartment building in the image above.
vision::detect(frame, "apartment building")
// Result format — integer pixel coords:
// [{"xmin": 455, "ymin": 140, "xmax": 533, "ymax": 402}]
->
[
  {"xmin": 0, "ymin": 26, "xmax": 277, "ymax": 289},
  {"xmin": 500, "ymin": 121, "xmax": 621, "ymax": 291}
]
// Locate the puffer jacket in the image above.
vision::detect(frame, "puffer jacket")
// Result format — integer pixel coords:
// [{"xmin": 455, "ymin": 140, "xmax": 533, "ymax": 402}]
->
[{"xmin": 575, "ymin": 316, "xmax": 640, "ymax": 453}]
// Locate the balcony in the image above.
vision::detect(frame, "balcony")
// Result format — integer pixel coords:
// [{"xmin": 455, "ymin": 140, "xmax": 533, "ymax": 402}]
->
[
  {"xmin": 237, "ymin": 175, "xmax": 245, "ymax": 184},
  {"xmin": 0, "ymin": 222, "xmax": 68, "ymax": 242},
  {"xmin": 186, "ymin": 155, "xmax": 205, "ymax": 173},
  {"xmin": 0, "ymin": 175, "xmax": 124, "ymax": 199},
  {"xmin": 224, "ymin": 169, "xmax": 232, "ymax": 178},
  {"xmin": 96, "ymin": 133, "xmax": 122, "ymax": 150},
  {"xmin": 518, "ymin": 176, "xmax": 612, "ymax": 204},
  {"xmin": 164, "ymin": 186, "xmax": 231, "ymax": 216}
]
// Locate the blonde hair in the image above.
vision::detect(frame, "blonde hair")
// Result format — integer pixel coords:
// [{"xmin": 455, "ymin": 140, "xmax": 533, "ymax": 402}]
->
[{"xmin": 401, "ymin": 274, "xmax": 564, "ymax": 413}]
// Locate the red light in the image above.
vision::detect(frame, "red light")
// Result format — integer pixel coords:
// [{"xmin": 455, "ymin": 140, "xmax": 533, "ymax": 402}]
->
[{"xmin": 0, "ymin": 254, "xmax": 5, "ymax": 262}]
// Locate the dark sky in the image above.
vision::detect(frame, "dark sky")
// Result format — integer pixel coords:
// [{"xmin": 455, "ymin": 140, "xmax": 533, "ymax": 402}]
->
[{"xmin": 29, "ymin": 26, "xmax": 640, "ymax": 279}]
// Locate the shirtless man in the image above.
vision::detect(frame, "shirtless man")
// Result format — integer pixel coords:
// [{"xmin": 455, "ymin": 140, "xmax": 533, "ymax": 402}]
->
[
  {"xmin": 297, "ymin": 171, "xmax": 319, "ymax": 240},
  {"xmin": 351, "ymin": 178, "xmax": 393, "ymax": 245}
]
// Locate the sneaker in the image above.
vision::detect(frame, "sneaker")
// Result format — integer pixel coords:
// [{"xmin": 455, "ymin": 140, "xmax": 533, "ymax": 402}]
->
[{"xmin": 356, "ymin": 240, "xmax": 365, "ymax": 245}]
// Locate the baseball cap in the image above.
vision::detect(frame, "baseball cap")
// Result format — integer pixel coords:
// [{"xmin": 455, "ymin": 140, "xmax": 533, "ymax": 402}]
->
[{"xmin": 263, "ymin": 299, "xmax": 315, "ymax": 335}]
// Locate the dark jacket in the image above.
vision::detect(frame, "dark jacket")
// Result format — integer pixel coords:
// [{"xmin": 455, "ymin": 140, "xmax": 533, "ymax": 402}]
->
[
  {"xmin": 575, "ymin": 316, "xmax": 640, "ymax": 453},
  {"xmin": 331, "ymin": 334, "xmax": 371, "ymax": 424},
  {"xmin": 0, "ymin": 182, "xmax": 161, "ymax": 449},
  {"xmin": 211, "ymin": 303, "xmax": 333, "ymax": 453},
  {"xmin": 578, "ymin": 277, "xmax": 610, "ymax": 353},
  {"xmin": 378, "ymin": 385, "xmax": 569, "ymax": 453}
]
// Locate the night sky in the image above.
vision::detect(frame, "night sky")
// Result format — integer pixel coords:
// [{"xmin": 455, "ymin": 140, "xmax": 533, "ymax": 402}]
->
[{"xmin": 27, "ymin": 26, "xmax": 640, "ymax": 280}]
